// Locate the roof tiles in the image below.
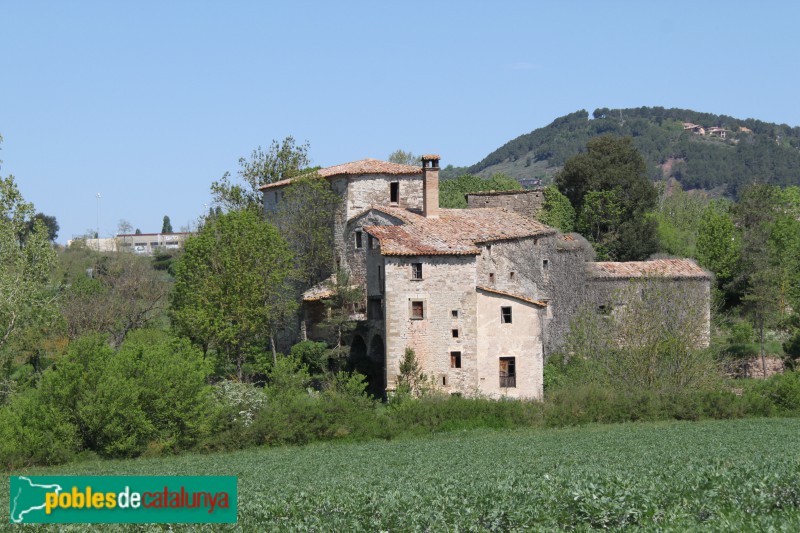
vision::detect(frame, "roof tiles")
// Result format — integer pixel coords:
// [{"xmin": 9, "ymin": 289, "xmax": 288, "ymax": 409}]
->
[
  {"xmin": 259, "ymin": 158, "xmax": 421, "ymax": 190},
  {"xmin": 364, "ymin": 207, "xmax": 554, "ymax": 256},
  {"xmin": 586, "ymin": 259, "xmax": 710, "ymax": 280}
]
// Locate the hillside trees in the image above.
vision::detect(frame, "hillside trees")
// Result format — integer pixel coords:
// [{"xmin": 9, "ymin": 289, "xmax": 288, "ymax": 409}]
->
[
  {"xmin": 537, "ymin": 186, "xmax": 575, "ymax": 233},
  {"xmin": 171, "ymin": 209, "xmax": 296, "ymax": 380},
  {"xmin": 211, "ymin": 136, "xmax": 311, "ymax": 211},
  {"xmin": 556, "ymin": 136, "xmax": 658, "ymax": 260},
  {"xmin": 388, "ymin": 150, "xmax": 420, "ymax": 166}
]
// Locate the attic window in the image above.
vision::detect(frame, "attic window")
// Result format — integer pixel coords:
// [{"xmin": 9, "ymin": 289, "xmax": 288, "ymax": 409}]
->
[
  {"xmin": 390, "ymin": 182, "xmax": 399, "ymax": 203},
  {"xmin": 501, "ymin": 306, "xmax": 512, "ymax": 324},
  {"xmin": 411, "ymin": 262, "xmax": 423, "ymax": 280},
  {"xmin": 355, "ymin": 231, "xmax": 363, "ymax": 249}
]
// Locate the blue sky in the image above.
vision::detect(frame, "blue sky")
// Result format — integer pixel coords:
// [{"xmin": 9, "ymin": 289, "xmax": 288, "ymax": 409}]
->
[{"xmin": 2, "ymin": 1, "xmax": 799, "ymax": 243}]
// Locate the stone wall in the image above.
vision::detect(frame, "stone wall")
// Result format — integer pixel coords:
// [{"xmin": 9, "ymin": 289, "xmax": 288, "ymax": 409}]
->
[
  {"xmin": 476, "ymin": 290, "xmax": 544, "ymax": 399},
  {"xmin": 346, "ymin": 210, "xmax": 405, "ymax": 287},
  {"xmin": 380, "ymin": 255, "xmax": 478, "ymax": 393},
  {"xmin": 466, "ymin": 190, "xmax": 545, "ymax": 221},
  {"xmin": 346, "ymin": 174, "xmax": 423, "ymax": 219}
]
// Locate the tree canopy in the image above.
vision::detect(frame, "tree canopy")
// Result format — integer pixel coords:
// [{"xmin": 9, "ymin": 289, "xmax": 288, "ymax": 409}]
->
[
  {"xmin": 555, "ymin": 136, "xmax": 658, "ymax": 260},
  {"xmin": 170, "ymin": 209, "xmax": 296, "ymax": 380},
  {"xmin": 211, "ymin": 136, "xmax": 311, "ymax": 211}
]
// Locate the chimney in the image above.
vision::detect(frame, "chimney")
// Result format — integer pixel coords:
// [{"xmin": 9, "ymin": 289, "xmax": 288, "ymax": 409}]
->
[{"xmin": 422, "ymin": 154, "xmax": 440, "ymax": 218}]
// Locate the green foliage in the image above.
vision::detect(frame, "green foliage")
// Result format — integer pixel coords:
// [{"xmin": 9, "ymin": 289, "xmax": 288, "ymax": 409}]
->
[
  {"xmin": 696, "ymin": 199, "xmax": 741, "ymax": 284},
  {"xmin": 537, "ymin": 185, "xmax": 574, "ymax": 232},
  {"xmin": 556, "ymin": 135, "xmax": 658, "ymax": 260},
  {"xmin": 654, "ymin": 183, "xmax": 708, "ymax": 257},
  {"xmin": 211, "ymin": 136, "xmax": 311, "ymax": 211},
  {"xmin": 171, "ymin": 209, "xmax": 297, "ymax": 380},
  {"xmin": 396, "ymin": 347, "xmax": 429, "ymax": 397},
  {"xmin": 0, "ymin": 175, "xmax": 58, "ymax": 377},
  {"xmin": 387, "ymin": 149, "xmax": 419, "ymax": 166},
  {"xmin": 268, "ymin": 175, "xmax": 341, "ymax": 289},
  {"xmin": 289, "ymin": 340, "xmax": 329, "ymax": 376},
  {"xmin": 161, "ymin": 215, "xmax": 172, "ymax": 234},
  {"xmin": 0, "ymin": 331, "xmax": 212, "ymax": 466},
  {"xmin": 26, "ymin": 212, "xmax": 59, "ymax": 242},
  {"xmin": 439, "ymin": 173, "xmax": 521, "ymax": 208}
]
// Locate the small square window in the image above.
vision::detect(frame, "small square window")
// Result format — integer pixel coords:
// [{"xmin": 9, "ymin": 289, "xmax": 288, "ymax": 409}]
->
[
  {"xmin": 355, "ymin": 231, "xmax": 363, "ymax": 249},
  {"xmin": 489, "ymin": 273, "xmax": 495, "ymax": 284},
  {"xmin": 451, "ymin": 309, "xmax": 459, "ymax": 318},
  {"xmin": 543, "ymin": 259, "xmax": 549, "ymax": 269},
  {"xmin": 390, "ymin": 182, "xmax": 399, "ymax": 203},
  {"xmin": 450, "ymin": 351, "xmax": 462, "ymax": 369},
  {"xmin": 501, "ymin": 306, "xmax": 512, "ymax": 324},
  {"xmin": 411, "ymin": 262, "xmax": 423, "ymax": 280},
  {"xmin": 452, "ymin": 328, "xmax": 459, "ymax": 338},
  {"xmin": 411, "ymin": 300, "xmax": 424, "ymax": 320},
  {"xmin": 509, "ymin": 271, "xmax": 516, "ymax": 281}
]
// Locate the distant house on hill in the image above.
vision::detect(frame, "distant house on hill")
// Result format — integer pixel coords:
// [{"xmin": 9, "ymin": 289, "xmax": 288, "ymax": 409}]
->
[
  {"xmin": 69, "ymin": 232, "xmax": 192, "ymax": 255},
  {"xmin": 261, "ymin": 155, "xmax": 711, "ymax": 400}
]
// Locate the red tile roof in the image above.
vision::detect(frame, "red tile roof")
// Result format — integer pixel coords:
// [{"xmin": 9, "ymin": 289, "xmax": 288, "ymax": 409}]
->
[
  {"xmin": 259, "ymin": 158, "xmax": 421, "ymax": 190},
  {"xmin": 363, "ymin": 207, "xmax": 554, "ymax": 256},
  {"xmin": 586, "ymin": 259, "xmax": 711, "ymax": 280},
  {"xmin": 476, "ymin": 286, "xmax": 547, "ymax": 307}
]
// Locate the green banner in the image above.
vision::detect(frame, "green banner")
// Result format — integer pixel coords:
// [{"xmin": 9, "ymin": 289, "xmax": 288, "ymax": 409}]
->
[{"xmin": 9, "ymin": 476, "xmax": 237, "ymax": 524}]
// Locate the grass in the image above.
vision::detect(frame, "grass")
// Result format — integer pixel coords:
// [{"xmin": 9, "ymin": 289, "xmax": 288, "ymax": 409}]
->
[{"xmin": 2, "ymin": 418, "xmax": 800, "ymax": 531}]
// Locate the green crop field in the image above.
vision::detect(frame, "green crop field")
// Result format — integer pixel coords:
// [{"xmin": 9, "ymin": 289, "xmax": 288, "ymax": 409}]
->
[{"xmin": 3, "ymin": 418, "xmax": 800, "ymax": 531}]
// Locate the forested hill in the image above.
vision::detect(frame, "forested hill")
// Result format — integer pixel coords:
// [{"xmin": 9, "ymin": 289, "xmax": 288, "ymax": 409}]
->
[{"xmin": 443, "ymin": 107, "xmax": 800, "ymax": 195}]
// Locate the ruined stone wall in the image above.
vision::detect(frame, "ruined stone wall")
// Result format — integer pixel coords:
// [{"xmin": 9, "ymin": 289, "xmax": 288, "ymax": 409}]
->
[
  {"xmin": 381, "ymin": 255, "xmax": 478, "ymax": 393},
  {"xmin": 583, "ymin": 276, "xmax": 712, "ymax": 348},
  {"xmin": 475, "ymin": 291, "xmax": 544, "ymax": 399},
  {"xmin": 466, "ymin": 190, "xmax": 545, "ymax": 221},
  {"xmin": 541, "ymin": 244, "xmax": 590, "ymax": 357}
]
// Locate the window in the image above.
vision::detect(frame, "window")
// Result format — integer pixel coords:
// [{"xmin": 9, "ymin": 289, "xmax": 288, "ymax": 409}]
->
[
  {"xmin": 542, "ymin": 259, "xmax": 549, "ymax": 269},
  {"xmin": 390, "ymin": 182, "xmax": 399, "ymax": 203},
  {"xmin": 451, "ymin": 309, "xmax": 459, "ymax": 318},
  {"xmin": 355, "ymin": 231, "xmax": 363, "ymax": 249},
  {"xmin": 499, "ymin": 357, "xmax": 516, "ymax": 388},
  {"xmin": 452, "ymin": 328, "xmax": 459, "ymax": 338},
  {"xmin": 411, "ymin": 300, "xmax": 424, "ymax": 320},
  {"xmin": 441, "ymin": 376, "xmax": 447, "ymax": 386},
  {"xmin": 489, "ymin": 273, "xmax": 495, "ymax": 284},
  {"xmin": 501, "ymin": 306, "xmax": 512, "ymax": 324},
  {"xmin": 368, "ymin": 235, "xmax": 375, "ymax": 249},
  {"xmin": 509, "ymin": 271, "xmax": 516, "ymax": 281},
  {"xmin": 450, "ymin": 351, "xmax": 462, "ymax": 368},
  {"xmin": 411, "ymin": 262, "xmax": 423, "ymax": 280}
]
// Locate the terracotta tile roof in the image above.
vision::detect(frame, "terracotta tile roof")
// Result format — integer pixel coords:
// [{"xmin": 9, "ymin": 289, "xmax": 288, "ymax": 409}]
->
[
  {"xmin": 259, "ymin": 158, "xmax": 421, "ymax": 190},
  {"xmin": 477, "ymin": 286, "xmax": 547, "ymax": 307},
  {"xmin": 363, "ymin": 207, "xmax": 554, "ymax": 256},
  {"xmin": 586, "ymin": 259, "xmax": 711, "ymax": 280}
]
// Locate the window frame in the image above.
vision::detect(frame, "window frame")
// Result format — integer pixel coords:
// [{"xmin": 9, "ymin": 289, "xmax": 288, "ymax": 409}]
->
[
  {"xmin": 390, "ymin": 181, "xmax": 400, "ymax": 203},
  {"xmin": 499, "ymin": 357, "xmax": 516, "ymax": 388},
  {"xmin": 501, "ymin": 306, "xmax": 512, "ymax": 324},
  {"xmin": 410, "ymin": 300, "xmax": 425, "ymax": 320},
  {"xmin": 450, "ymin": 351, "xmax": 462, "ymax": 369},
  {"xmin": 411, "ymin": 262, "xmax": 423, "ymax": 280}
]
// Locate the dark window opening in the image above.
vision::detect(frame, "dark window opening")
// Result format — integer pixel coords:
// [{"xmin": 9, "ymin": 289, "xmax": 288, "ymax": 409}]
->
[
  {"xmin": 500, "ymin": 357, "xmax": 516, "ymax": 388},
  {"xmin": 510, "ymin": 271, "xmax": 516, "ymax": 281},
  {"xmin": 441, "ymin": 376, "xmax": 447, "ymax": 386},
  {"xmin": 501, "ymin": 306, "xmax": 512, "ymax": 324},
  {"xmin": 451, "ymin": 351, "xmax": 462, "ymax": 368},
  {"xmin": 451, "ymin": 309, "xmax": 459, "ymax": 318},
  {"xmin": 390, "ymin": 182, "xmax": 399, "ymax": 203},
  {"xmin": 489, "ymin": 273, "xmax": 495, "ymax": 284},
  {"xmin": 411, "ymin": 300, "xmax": 424, "ymax": 320},
  {"xmin": 355, "ymin": 231, "xmax": 362, "ymax": 249},
  {"xmin": 452, "ymin": 328, "xmax": 459, "ymax": 338},
  {"xmin": 543, "ymin": 259, "xmax": 549, "ymax": 269},
  {"xmin": 368, "ymin": 235, "xmax": 375, "ymax": 249},
  {"xmin": 411, "ymin": 262, "xmax": 423, "ymax": 280}
]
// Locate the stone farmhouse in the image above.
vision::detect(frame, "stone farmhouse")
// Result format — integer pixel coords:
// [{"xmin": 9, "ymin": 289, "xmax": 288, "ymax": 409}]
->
[{"xmin": 262, "ymin": 156, "xmax": 711, "ymax": 400}]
